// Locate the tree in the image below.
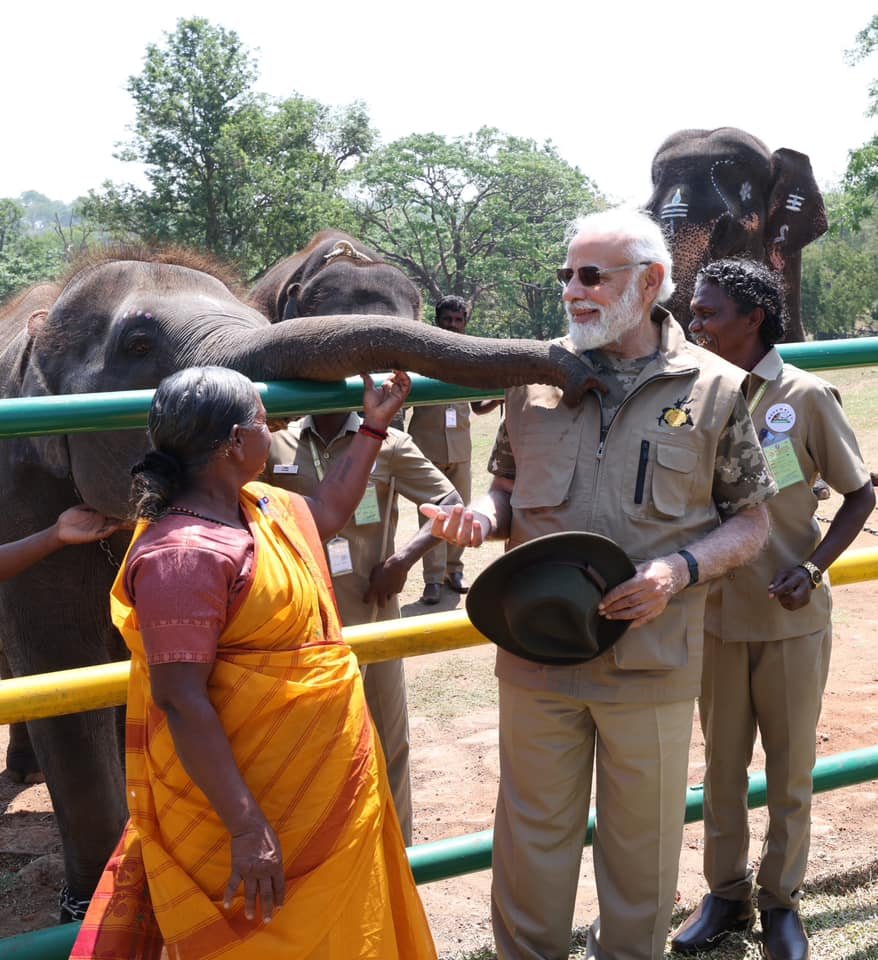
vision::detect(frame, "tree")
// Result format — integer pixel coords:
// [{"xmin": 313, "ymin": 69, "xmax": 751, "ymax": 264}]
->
[
  {"xmin": 0, "ymin": 199, "xmax": 23, "ymax": 255},
  {"xmin": 354, "ymin": 129, "xmax": 603, "ymax": 338},
  {"xmin": 801, "ymin": 191, "xmax": 878, "ymax": 337},
  {"xmin": 840, "ymin": 15, "xmax": 878, "ymax": 226},
  {"xmin": 81, "ymin": 18, "xmax": 374, "ymax": 276},
  {"xmin": 0, "ymin": 194, "xmax": 96, "ymax": 302}
]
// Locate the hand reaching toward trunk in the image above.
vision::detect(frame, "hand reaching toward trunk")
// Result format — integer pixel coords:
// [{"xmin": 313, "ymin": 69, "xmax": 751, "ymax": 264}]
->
[{"xmin": 360, "ymin": 370, "xmax": 411, "ymax": 431}]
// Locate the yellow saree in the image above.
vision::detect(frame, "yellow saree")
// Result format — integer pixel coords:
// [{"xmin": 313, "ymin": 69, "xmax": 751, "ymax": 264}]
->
[{"xmin": 71, "ymin": 482, "xmax": 436, "ymax": 960}]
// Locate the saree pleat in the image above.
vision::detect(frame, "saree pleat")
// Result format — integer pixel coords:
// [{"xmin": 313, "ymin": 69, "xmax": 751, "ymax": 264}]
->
[{"xmin": 71, "ymin": 482, "xmax": 436, "ymax": 960}]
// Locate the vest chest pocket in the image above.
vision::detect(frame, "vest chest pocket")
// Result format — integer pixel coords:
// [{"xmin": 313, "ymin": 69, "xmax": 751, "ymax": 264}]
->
[{"xmin": 622, "ymin": 437, "xmax": 699, "ymax": 520}]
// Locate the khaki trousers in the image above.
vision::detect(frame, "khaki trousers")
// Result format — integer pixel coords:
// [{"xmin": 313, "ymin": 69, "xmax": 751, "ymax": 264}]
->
[
  {"xmin": 700, "ymin": 626, "xmax": 831, "ymax": 910},
  {"xmin": 362, "ymin": 658, "xmax": 412, "ymax": 845},
  {"xmin": 421, "ymin": 460, "xmax": 472, "ymax": 582},
  {"xmin": 491, "ymin": 680, "xmax": 694, "ymax": 960}
]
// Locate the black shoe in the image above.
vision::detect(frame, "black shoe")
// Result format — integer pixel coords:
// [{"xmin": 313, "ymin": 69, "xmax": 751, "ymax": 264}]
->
[
  {"xmin": 444, "ymin": 571, "xmax": 469, "ymax": 594},
  {"xmin": 420, "ymin": 582, "xmax": 442, "ymax": 605},
  {"xmin": 761, "ymin": 909, "xmax": 810, "ymax": 960},
  {"xmin": 671, "ymin": 893, "xmax": 755, "ymax": 954}
]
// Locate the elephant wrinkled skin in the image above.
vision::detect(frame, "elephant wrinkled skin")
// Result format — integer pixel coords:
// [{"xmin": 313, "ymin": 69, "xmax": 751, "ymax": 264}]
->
[
  {"xmin": 0, "ymin": 246, "xmax": 597, "ymax": 912},
  {"xmin": 646, "ymin": 127, "xmax": 827, "ymax": 340}
]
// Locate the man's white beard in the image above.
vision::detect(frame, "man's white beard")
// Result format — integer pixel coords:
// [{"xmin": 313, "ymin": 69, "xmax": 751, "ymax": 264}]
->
[{"xmin": 566, "ymin": 276, "xmax": 644, "ymax": 352}]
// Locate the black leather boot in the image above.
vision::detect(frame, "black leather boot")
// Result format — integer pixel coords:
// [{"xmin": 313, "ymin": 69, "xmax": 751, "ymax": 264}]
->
[
  {"xmin": 671, "ymin": 893, "xmax": 755, "ymax": 954},
  {"xmin": 760, "ymin": 908, "xmax": 810, "ymax": 960}
]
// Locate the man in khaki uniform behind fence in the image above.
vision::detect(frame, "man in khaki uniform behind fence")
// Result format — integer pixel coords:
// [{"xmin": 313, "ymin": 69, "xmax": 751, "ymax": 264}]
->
[
  {"xmin": 423, "ymin": 208, "xmax": 777, "ymax": 960},
  {"xmin": 409, "ymin": 295, "xmax": 501, "ymax": 605},
  {"xmin": 266, "ymin": 409, "xmax": 459, "ymax": 844}
]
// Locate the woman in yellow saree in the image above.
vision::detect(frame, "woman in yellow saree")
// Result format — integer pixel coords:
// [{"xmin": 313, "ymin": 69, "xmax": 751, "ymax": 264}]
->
[{"xmin": 71, "ymin": 366, "xmax": 436, "ymax": 960}]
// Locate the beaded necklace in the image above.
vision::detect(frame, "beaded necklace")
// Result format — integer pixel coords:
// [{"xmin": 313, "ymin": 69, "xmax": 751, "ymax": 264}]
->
[{"xmin": 166, "ymin": 506, "xmax": 242, "ymax": 529}]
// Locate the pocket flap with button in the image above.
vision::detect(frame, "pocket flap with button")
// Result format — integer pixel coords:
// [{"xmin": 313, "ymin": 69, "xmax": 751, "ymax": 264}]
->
[{"xmin": 651, "ymin": 443, "xmax": 698, "ymax": 517}]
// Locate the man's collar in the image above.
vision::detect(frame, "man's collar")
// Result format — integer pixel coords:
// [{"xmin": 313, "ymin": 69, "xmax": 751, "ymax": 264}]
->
[
  {"xmin": 299, "ymin": 411, "xmax": 362, "ymax": 442},
  {"xmin": 750, "ymin": 346, "xmax": 783, "ymax": 382}
]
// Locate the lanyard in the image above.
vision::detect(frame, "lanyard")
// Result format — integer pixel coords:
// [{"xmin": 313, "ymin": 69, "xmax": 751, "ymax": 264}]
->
[
  {"xmin": 748, "ymin": 380, "xmax": 769, "ymax": 417},
  {"xmin": 307, "ymin": 434, "xmax": 326, "ymax": 482}
]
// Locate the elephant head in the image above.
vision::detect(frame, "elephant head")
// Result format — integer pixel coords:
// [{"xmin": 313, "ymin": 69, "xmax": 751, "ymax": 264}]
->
[
  {"xmin": 12, "ymin": 246, "xmax": 596, "ymax": 520},
  {"xmin": 645, "ymin": 127, "xmax": 827, "ymax": 340},
  {"xmin": 250, "ymin": 229, "xmax": 422, "ymax": 322}
]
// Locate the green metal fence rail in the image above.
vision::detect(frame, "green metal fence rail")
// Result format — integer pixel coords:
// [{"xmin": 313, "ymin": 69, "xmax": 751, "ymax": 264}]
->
[{"xmin": 1, "ymin": 335, "xmax": 876, "ymax": 438}]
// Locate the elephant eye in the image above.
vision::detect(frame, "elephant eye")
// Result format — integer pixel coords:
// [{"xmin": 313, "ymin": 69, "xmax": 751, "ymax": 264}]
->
[{"xmin": 124, "ymin": 333, "xmax": 154, "ymax": 357}]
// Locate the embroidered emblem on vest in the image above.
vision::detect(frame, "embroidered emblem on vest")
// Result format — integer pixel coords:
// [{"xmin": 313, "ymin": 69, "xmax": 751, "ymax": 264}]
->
[{"xmin": 657, "ymin": 397, "xmax": 694, "ymax": 428}]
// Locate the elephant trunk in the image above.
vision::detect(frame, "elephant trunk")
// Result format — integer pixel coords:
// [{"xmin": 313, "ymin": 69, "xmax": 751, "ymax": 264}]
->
[{"xmin": 195, "ymin": 315, "xmax": 594, "ymax": 406}]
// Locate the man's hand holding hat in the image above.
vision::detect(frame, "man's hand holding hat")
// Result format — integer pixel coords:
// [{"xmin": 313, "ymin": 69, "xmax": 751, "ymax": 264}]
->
[{"xmin": 598, "ymin": 555, "xmax": 691, "ymax": 629}]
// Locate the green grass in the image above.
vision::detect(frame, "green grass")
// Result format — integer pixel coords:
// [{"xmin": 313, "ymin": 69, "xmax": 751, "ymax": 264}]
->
[
  {"xmin": 406, "ymin": 647, "xmax": 497, "ymax": 720},
  {"xmin": 819, "ymin": 367, "xmax": 878, "ymax": 467},
  {"xmin": 442, "ymin": 858, "xmax": 878, "ymax": 959}
]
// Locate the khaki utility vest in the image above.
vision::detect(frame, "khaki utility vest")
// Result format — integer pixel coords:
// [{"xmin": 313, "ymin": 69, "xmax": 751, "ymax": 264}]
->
[{"xmin": 500, "ymin": 310, "xmax": 746, "ymax": 702}]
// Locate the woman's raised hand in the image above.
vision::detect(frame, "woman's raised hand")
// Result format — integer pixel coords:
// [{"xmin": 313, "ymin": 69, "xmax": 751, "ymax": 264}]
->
[{"xmin": 360, "ymin": 370, "xmax": 412, "ymax": 430}]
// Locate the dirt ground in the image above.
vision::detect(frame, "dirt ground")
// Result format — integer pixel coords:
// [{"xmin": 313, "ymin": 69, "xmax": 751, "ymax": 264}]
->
[{"xmin": 2, "ymin": 405, "xmax": 878, "ymax": 955}]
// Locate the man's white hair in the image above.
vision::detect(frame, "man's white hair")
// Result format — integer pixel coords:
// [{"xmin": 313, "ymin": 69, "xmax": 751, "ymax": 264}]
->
[{"xmin": 566, "ymin": 207, "xmax": 676, "ymax": 304}]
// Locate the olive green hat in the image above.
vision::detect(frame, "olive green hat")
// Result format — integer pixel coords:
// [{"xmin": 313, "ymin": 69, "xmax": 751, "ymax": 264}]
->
[{"xmin": 465, "ymin": 532, "xmax": 636, "ymax": 665}]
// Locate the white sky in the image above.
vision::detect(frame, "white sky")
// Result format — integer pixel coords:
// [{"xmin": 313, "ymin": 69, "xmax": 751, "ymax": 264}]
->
[{"xmin": 3, "ymin": 1, "xmax": 875, "ymax": 206}]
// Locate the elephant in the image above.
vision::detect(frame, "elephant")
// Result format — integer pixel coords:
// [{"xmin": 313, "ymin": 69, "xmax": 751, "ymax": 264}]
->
[
  {"xmin": 0, "ymin": 245, "xmax": 598, "ymax": 918},
  {"xmin": 645, "ymin": 127, "xmax": 828, "ymax": 340},
  {"xmin": 250, "ymin": 229, "xmax": 421, "ymax": 322}
]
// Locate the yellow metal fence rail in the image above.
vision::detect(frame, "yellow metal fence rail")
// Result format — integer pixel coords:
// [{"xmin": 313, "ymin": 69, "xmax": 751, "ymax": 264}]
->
[{"xmin": 2, "ymin": 547, "xmax": 877, "ymax": 725}]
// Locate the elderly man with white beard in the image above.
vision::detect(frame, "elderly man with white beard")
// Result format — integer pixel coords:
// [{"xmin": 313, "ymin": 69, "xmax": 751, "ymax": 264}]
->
[{"xmin": 420, "ymin": 207, "xmax": 777, "ymax": 960}]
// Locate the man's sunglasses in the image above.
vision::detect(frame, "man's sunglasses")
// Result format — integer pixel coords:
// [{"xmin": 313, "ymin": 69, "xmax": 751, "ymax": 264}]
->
[{"xmin": 556, "ymin": 261, "xmax": 651, "ymax": 287}]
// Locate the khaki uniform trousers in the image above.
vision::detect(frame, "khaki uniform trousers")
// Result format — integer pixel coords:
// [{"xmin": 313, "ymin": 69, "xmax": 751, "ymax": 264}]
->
[
  {"xmin": 361, "ymin": 657, "xmax": 412, "ymax": 845},
  {"xmin": 421, "ymin": 459, "xmax": 472, "ymax": 583},
  {"xmin": 491, "ymin": 679, "xmax": 694, "ymax": 960},
  {"xmin": 700, "ymin": 626, "xmax": 832, "ymax": 911}
]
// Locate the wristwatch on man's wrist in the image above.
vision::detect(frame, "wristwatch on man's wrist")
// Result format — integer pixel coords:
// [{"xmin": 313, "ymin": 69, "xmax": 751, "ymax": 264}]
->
[
  {"xmin": 678, "ymin": 549, "xmax": 699, "ymax": 587},
  {"xmin": 798, "ymin": 560, "xmax": 823, "ymax": 589}
]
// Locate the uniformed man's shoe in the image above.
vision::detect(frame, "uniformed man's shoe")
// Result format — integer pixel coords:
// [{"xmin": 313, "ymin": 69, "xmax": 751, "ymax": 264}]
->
[
  {"xmin": 445, "ymin": 572, "xmax": 469, "ymax": 594},
  {"xmin": 760, "ymin": 908, "xmax": 810, "ymax": 960},
  {"xmin": 671, "ymin": 894, "xmax": 755, "ymax": 953},
  {"xmin": 420, "ymin": 582, "xmax": 442, "ymax": 605}
]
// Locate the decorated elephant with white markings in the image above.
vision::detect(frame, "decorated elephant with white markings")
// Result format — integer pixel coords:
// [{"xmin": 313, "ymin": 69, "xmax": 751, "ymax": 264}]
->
[{"xmin": 645, "ymin": 127, "xmax": 827, "ymax": 340}]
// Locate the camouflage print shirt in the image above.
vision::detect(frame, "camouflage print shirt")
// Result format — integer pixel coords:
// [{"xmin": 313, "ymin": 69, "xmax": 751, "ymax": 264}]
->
[{"xmin": 489, "ymin": 349, "xmax": 776, "ymax": 521}]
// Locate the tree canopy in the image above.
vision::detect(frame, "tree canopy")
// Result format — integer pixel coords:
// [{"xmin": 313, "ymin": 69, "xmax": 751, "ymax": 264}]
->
[
  {"xmin": 839, "ymin": 15, "xmax": 878, "ymax": 226},
  {"xmin": 80, "ymin": 17, "xmax": 374, "ymax": 277},
  {"xmin": 354, "ymin": 129, "xmax": 602, "ymax": 338}
]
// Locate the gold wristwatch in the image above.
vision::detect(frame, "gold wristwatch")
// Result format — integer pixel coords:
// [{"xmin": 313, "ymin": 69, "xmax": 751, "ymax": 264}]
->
[{"xmin": 798, "ymin": 560, "xmax": 823, "ymax": 589}]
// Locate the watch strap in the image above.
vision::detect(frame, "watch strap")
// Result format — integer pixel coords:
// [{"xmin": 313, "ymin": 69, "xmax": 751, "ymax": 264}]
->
[
  {"xmin": 678, "ymin": 549, "xmax": 699, "ymax": 586},
  {"xmin": 798, "ymin": 560, "xmax": 823, "ymax": 589}
]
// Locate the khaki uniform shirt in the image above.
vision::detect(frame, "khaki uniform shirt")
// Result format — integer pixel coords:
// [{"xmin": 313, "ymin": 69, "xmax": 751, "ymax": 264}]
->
[
  {"xmin": 266, "ymin": 414, "xmax": 454, "ymax": 624},
  {"xmin": 488, "ymin": 308, "xmax": 777, "ymax": 703},
  {"xmin": 408, "ymin": 403, "xmax": 472, "ymax": 464},
  {"xmin": 706, "ymin": 347, "xmax": 870, "ymax": 642}
]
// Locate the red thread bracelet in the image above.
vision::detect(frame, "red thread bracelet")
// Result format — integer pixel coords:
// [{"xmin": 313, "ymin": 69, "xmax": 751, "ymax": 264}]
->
[{"xmin": 358, "ymin": 423, "xmax": 388, "ymax": 441}]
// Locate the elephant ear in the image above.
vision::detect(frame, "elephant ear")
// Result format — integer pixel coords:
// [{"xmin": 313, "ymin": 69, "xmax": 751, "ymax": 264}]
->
[
  {"xmin": 278, "ymin": 282, "xmax": 302, "ymax": 322},
  {"xmin": 765, "ymin": 148, "xmax": 828, "ymax": 271},
  {"xmin": 26, "ymin": 309, "xmax": 49, "ymax": 338}
]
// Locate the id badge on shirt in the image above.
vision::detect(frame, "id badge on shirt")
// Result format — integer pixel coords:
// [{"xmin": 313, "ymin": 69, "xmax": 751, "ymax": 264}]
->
[
  {"xmin": 445, "ymin": 406, "xmax": 458, "ymax": 429},
  {"xmin": 354, "ymin": 482, "xmax": 381, "ymax": 525},
  {"xmin": 326, "ymin": 536, "xmax": 354, "ymax": 576},
  {"xmin": 759, "ymin": 429, "xmax": 806, "ymax": 490}
]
